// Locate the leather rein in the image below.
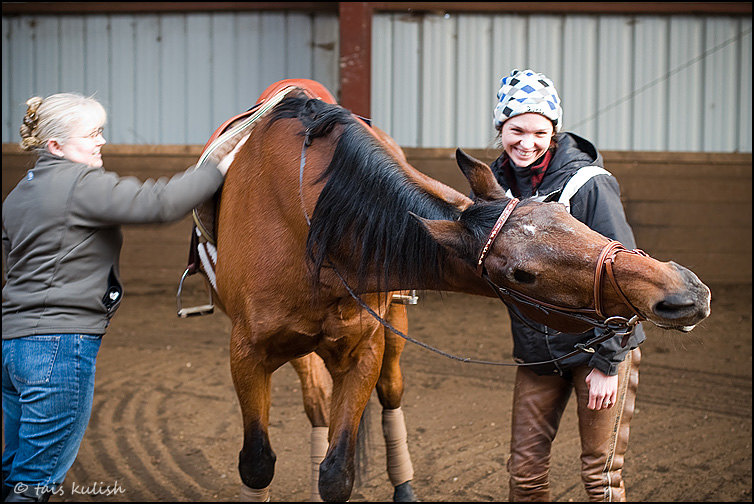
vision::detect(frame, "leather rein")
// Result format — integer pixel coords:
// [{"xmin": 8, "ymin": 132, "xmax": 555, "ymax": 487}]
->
[{"xmin": 297, "ymin": 130, "xmax": 644, "ymax": 368}]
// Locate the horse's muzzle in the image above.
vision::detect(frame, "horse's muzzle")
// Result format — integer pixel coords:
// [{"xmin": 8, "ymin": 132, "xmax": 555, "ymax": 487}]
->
[{"xmin": 651, "ymin": 262, "xmax": 711, "ymax": 331}]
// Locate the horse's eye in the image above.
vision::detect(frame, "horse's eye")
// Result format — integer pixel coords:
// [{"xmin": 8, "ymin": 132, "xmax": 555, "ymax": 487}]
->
[{"xmin": 513, "ymin": 269, "xmax": 536, "ymax": 284}]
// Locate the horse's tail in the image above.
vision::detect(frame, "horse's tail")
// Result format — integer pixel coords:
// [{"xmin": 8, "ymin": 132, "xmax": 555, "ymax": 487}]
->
[{"xmin": 353, "ymin": 398, "xmax": 372, "ymax": 488}]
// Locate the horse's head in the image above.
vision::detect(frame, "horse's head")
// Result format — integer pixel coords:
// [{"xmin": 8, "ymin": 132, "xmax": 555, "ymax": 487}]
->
[{"xmin": 416, "ymin": 149, "xmax": 711, "ymax": 334}]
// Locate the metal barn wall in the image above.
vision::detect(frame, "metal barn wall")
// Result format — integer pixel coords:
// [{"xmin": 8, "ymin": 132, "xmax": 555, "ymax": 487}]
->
[
  {"xmin": 1, "ymin": 11, "xmax": 339, "ymax": 145},
  {"xmin": 371, "ymin": 12, "xmax": 752, "ymax": 152},
  {"xmin": 3, "ymin": 9, "xmax": 751, "ymax": 152}
]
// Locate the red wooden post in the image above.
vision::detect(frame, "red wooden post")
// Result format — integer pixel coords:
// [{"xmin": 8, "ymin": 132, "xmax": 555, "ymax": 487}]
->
[{"xmin": 338, "ymin": 2, "xmax": 372, "ymax": 118}]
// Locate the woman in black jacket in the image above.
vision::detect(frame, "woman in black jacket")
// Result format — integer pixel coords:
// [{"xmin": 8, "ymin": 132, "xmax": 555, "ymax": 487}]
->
[{"xmin": 488, "ymin": 69, "xmax": 643, "ymax": 501}]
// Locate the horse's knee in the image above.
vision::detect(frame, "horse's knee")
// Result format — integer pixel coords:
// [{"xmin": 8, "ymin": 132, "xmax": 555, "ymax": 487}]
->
[
  {"xmin": 238, "ymin": 427, "xmax": 277, "ymax": 489},
  {"xmin": 318, "ymin": 431, "xmax": 354, "ymax": 502}
]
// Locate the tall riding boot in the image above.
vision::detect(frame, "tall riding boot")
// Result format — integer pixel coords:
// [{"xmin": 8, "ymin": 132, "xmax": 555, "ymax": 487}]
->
[
  {"xmin": 507, "ymin": 367, "xmax": 572, "ymax": 501},
  {"xmin": 574, "ymin": 348, "xmax": 641, "ymax": 502}
]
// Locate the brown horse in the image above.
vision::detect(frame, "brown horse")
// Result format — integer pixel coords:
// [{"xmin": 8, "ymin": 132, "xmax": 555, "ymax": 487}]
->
[{"xmin": 205, "ymin": 81, "xmax": 710, "ymax": 502}]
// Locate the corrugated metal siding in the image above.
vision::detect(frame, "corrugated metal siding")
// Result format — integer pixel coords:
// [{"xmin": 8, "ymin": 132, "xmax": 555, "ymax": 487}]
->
[
  {"xmin": 3, "ymin": 10, "xmax": 750, "ymax": 153},
  {"xmin": 371, "ymin": 12, "xmax": 752, "ymax": 152},
  {"xmin": 1, "ymin": 11, "xmax": 339, "ymax": 145}
]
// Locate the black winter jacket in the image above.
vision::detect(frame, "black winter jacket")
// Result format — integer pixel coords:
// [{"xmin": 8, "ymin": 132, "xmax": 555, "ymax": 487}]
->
[{"xmin": 488, "ymin": 132, "xmax": 645, "ymax": 376}]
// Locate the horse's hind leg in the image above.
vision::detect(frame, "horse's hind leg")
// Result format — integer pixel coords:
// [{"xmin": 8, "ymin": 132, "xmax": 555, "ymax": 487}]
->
[
  {"xmin": 376, "ymin": 302, "xmax": 418, "ymax": 502},
  {"xmin": 290, "ymin": 354, "xmax": 332, "ymax": 502},
  {"xmin": 230, "ymin": 323, "xmax": 277, "ymax": 502}
]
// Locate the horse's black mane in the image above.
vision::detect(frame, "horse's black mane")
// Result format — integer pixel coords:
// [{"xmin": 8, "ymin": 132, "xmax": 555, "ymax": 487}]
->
[{"xmin": 266, "ymin": 94, "xmax": 493, "ymax": 292}]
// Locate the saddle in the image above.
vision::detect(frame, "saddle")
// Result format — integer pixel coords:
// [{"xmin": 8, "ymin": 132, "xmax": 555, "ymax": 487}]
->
[
  {"xmin": 176, "ymin": 79, "xmax": 416, "ymax": 318},
  {"xmin": 177, "ymin": 80, "xmax": 337, "ymax": 317}
]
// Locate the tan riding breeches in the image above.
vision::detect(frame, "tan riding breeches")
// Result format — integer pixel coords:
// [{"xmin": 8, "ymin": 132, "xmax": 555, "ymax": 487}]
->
[{"xmin": 507, "ymin": 348, "xmax": 641, "ymax": 502}]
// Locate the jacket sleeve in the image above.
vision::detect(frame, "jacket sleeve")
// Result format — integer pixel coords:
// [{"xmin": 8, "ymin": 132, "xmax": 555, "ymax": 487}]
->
[
  {"xmin": 568, "ymin": 173, "xmax": 645, "ymax": 375},
  {"xmin": 2, "ymin": 221, "xmax": 9, "ymax": 283},
  {"xmin": 68, "ymin": 161, "xmax": 224, "ymax": 227}
]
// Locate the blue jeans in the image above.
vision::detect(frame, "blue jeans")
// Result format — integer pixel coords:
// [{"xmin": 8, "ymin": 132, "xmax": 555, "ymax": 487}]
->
[{"xmin": 2, "ymin": 334, "xmax": 102, "ymax": 489}]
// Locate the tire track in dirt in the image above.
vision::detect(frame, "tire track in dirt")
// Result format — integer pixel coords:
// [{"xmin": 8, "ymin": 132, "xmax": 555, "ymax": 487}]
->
[{"xmin": 60, "ymin": 349, "xmax": 240, "ymax": 501}]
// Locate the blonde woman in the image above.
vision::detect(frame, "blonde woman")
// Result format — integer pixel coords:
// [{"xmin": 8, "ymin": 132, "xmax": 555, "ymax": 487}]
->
[{"xmin": 2, "ymin": 93, "xmax": 246, "ymax": 502}]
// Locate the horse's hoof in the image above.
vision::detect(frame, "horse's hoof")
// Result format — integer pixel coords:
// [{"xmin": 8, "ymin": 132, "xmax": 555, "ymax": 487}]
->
[{"xmin": 393, "ymin": 481, "xmax": 419, "ymax": 502}]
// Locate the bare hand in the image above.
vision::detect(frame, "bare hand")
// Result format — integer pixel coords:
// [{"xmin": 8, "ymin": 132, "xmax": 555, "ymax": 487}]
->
[
  {"xmin": 214, "ymin": 132, "xmax": 251, "ymax": 176},
  {"xmin": 585, "ymin": 367, "xmax": 618, "ymax": 410}
]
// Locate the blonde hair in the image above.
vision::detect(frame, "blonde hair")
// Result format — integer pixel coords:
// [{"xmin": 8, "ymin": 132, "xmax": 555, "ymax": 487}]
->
[{"xmin": 19, "ymin": 93, "xmax": 106, "ymax": 151}]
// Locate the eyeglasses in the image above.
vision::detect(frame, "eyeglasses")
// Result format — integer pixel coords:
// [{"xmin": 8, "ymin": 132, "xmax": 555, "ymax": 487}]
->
[{"xmin": 72, "ymin": 127, "xmax": 105, "ymax": 140}]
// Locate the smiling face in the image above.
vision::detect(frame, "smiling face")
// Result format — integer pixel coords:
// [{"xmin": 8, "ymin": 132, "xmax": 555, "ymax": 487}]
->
[
  {"xmin": 499, "ymin": 113, "xmax": 554, "ymax": 167},
  {"xmin": 49, "ymin": 104, "xmax": 107, "ymax": 168}
]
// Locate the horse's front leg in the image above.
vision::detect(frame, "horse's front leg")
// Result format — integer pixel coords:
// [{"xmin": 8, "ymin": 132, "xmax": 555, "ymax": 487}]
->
[
  {"xmin": 317, "ymin": 314, "xmax": 385, "ymax": 502},
  {"xmin": 377, "ymin": 302, "xmax": 418, "ymax": 502},
  {"xmin": 230, "ymin": 323, "xmax": 277, "ymax": 502},
  {"xmin": 290, "ymin": 354, "xmax": 332, "ymax": 502}
]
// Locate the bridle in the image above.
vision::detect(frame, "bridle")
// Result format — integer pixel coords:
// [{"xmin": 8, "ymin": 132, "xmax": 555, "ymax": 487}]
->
[
  {"xmin": 478, "ymin": 198, "xmax": 647, "ymax": 349},
  {"xmin": 297, "ymin": 125, "xmax": 644, "ymax": 368}
]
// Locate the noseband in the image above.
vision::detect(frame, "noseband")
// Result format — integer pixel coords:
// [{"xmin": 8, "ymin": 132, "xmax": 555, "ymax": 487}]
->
[{"xmin": 478, "ymin": 198, "xmax": 647, "ymax": 342}]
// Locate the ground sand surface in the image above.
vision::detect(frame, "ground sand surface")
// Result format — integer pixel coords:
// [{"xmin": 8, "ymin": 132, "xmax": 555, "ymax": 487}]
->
[{"xmin": 50, "ymin": 265, "xmax": 751, "ymax": 502}]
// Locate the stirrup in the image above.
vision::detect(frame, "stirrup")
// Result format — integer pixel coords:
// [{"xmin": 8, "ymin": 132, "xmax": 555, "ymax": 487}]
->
[
  {"xmin": 176, "ymin": 268, "xmax": 214, "ymax": 318},
  {"xmin": 391, "ymin": 290, "xmax": 419, "ymax": 305}
]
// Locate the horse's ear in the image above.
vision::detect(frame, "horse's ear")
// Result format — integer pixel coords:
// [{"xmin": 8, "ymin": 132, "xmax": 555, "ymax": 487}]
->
[
  {"xmin": 455, "ymin": 148, "xmax": 507, "ymax": 201},
  {"xmin": 410, "ymin": 212, "xmax": 468, "ymax": 254}
]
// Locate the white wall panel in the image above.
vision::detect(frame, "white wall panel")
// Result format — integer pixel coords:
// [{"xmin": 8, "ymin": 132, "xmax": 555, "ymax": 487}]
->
[
  {"xmin": 389, "ymin": 13, "xmax": 420, "ymax": 146},
  {"xmin": 109, "ymin": 16, "xmax": 136, "ymax": 144},
  {"xmin": 420, "ymin": 14, "xmax": 455, "ymax": 148},
  {"xmin": 526, "ymin": 16, "xmax": 562, "ymax": 86},
  {"xmin": 668, "ymin": 17, "xmax": 704, "ymax": 152},
  {"xmin": 236, "ymin": 13, "xmax": 264, "ymax": 110},
  {"xmin": 371, "ymin": 14, "xmax": 393, "ymax": 136},
  {"xmin": 2, "ymin": 11, "xmax": 339, "ymax": 145},
  {"xmin": 211, "ymin": 14, "xmax": 238, "ymax": 135},
  {"xmin": 160, "ymin": 15, "xmax": 188, "ymax": 144},
  {"xmin": 2, "ymin": 19, "xmax": 11, "ymax": 139},
  {"xmin": 596, "ymin": 16, "xmax": 633, "ymax": 150},
  {"xmin": 632, "ymin": 17, "xmax": 669, "ymax": 151},
  {"xmin": 134, "ymin": 16, "xmax": 161, "ymax": 144},
  {"xmin": 490, "ymin": 15, "xmax": 527, "ymax": 147},
  {"xmin": 739, "ymin": 17, "xmax": 752, "ymax": 152},
  {"xmin": 33, "ymin": 17, "xmax": 60, "ymax": 99},
  {"xmin": 2, "ymin": 10, "xmax": 749, "ymax": 153},
  {"xmin": 372, "ymin": 11, "xmax": 751, "ymax": 152},
  {"xmin": 312, "ymin": 15, "xmax": 339, "ymax": 95},
  {"xmin": 456, "ymin": 15, "xmax": 493, "ymax": 149},
  {"xmin": 561, "ymin": 16, "xmax": 598, "ymax": 141},
  {"xmin": 84, "ymin": 16, "xmax": 112, "ymax": 119},
  {"xmin": 60, "ymin": 17, "xmax": 85, "ymax": 94},
  {"xmin": 703, "ymin": 18, "xmax": 738, "ymax": 152}
]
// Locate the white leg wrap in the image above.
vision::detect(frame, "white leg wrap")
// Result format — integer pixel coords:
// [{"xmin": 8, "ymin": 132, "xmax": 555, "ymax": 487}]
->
[
  {"xmin": 310, "ymin": 426, "xmax": 329, "ymax": 502},
  {"xmin": 240, "ymin": 483, "xmax": 270, "ymax": 502},
  {"xmin": 382, "ymin": 407, "xmax": 414, "ymax": 486}
]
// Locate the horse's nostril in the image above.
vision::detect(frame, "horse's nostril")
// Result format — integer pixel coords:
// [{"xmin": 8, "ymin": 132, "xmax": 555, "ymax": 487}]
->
[{"xmin": 653, "ymin": 294, "xmax": 696, "ymax": 318}]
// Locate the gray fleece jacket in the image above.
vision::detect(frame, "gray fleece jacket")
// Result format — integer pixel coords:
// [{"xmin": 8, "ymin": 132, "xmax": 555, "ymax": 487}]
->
[{"xmin": 2, "ymin": 150, "xmax": 223, "ymax": 339}]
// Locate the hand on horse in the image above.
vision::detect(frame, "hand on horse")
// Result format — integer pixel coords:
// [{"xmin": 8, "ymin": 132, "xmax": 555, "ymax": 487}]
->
[
  {"xmin": 214, "ymin": 131, "xmax": 251, "ymax": 176},
  {"xmin": 585, "ymin": 367, "xmax": 618, "ymax": 410}
]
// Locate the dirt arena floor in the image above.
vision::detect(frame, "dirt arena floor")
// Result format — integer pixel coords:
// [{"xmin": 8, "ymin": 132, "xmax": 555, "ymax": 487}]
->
[{"xmin": 11, "ymin": 220, "xmax": 750, "ymax": 503}]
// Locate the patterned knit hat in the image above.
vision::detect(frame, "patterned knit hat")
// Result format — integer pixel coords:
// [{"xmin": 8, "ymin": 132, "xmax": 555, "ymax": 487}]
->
[{"xmin": 493, "ymin": 69, "xmax": 562, "ymax": 132}]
